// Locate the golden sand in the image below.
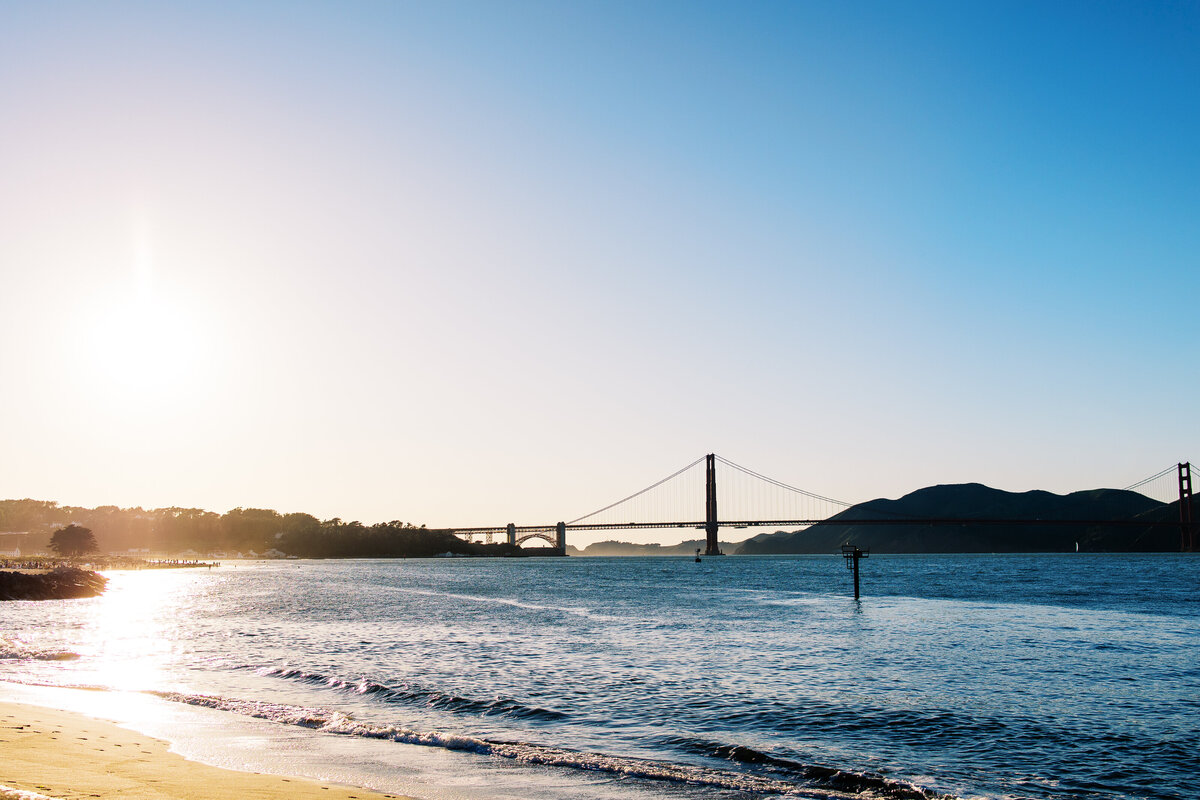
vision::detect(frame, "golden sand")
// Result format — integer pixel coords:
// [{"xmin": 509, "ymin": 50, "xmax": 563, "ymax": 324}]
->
[{"xmin": 0, "ymin": 702, "xmax": 413, "ymax": 800}]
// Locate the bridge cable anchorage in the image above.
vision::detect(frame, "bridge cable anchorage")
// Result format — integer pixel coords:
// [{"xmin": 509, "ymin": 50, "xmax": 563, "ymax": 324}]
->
[
  {"xmin": 1124, "ymin": 465, "xmax": 1177, "ymax": 492},
  {"xmin": 566, "ymin": 455, "xmax": 708, "ymax": 525},
  {"xmin": 712, "ymin": 456, "xmax": 852, "ymax": 507}
]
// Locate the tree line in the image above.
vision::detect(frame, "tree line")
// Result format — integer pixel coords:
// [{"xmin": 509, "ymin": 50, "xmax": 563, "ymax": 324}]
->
[{"xmin": 0, "ymin": 499, "xmax": 516, "ymax": 558}]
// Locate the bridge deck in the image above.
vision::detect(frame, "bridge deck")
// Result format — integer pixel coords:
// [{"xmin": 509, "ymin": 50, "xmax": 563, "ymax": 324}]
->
[{"xmin": 451, "ymin": 518, "xmax": 1183, "ymax": 535}]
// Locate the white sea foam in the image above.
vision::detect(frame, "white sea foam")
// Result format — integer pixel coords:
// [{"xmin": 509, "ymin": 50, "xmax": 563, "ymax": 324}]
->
[
  {"xmin": 0, "ymin": 785, "xmax": 60, "ymax": 800},
  {"xmin": 380, "ymin": 586, "xmax": 615, "ymax": 620},
  {"xmin": 155, "ymin": 690, "xmax": 911, "ymax": 798},
  {"xmin": 0, "ymin": 636, "xmax": 79, "ymax": 662}
]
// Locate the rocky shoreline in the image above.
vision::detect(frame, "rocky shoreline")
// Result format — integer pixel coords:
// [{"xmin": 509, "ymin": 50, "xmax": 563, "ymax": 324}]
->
[{"xmin": 0, "ymin": 567, "xmax": 108, "ymax": 601}]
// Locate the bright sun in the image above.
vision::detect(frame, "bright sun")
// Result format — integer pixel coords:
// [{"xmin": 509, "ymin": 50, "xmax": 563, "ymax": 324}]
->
[
  {"xmin": 70, "ymin": 217, "xmax": 213, "ymax": 406},
  {"xmin": 85, "ymin": 290, "xmax": 207, "ymax": 398}
]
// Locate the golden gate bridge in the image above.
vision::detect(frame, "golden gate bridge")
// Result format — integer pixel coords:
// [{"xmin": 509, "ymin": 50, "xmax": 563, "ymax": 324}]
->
[{"xmin": 448, "ymin": 455, "xmax": 1196, "ymax": 555}]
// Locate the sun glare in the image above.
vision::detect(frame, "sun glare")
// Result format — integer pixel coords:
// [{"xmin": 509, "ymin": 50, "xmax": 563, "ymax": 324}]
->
[
  {"xmin": 86, "ymin": 291, "xmax": 206, "ymax": 391},
  {"xmin": 69, "ymin": 216, "xmax": 214, "ymax": 407},
  {"xmin": 79, "ymin": 569, "xmax": 194, "ymax": 692}
]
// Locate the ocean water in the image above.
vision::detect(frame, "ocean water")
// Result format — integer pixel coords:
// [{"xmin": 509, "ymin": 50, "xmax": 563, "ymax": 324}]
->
[{"xmin": 1, "ymin": 554, "xmax": 1197, "ymax": 800}]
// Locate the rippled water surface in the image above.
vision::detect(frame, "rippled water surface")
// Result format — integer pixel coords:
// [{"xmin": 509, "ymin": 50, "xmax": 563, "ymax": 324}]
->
[{"xmin": 2, "ymin": 554, "xmax": 1198, "ymax": 800}]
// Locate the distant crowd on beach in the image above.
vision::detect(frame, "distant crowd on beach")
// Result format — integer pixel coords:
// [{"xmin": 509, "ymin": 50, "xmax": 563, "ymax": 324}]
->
[
  {"xmin": 0, "ymin": 559, "xmax": 54, "ymax": 570},
  {"xmin": 141, "ymin": 559, "xmax": 220, "ymax": 568},
  {"xmin": 0, "ymin": 556, "xmax": 219, "ymax": 571}
]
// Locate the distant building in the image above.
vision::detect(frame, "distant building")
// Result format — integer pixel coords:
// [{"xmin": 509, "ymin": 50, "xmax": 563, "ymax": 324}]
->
[{"xmin": 0, "ymin": 532, "xmax": 27, "ymax": 557}]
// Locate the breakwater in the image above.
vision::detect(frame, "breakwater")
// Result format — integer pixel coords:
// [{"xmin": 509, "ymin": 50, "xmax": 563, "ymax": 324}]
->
[{"xmin": 0, "ymin": 567, "xmax": 107, "ymax": 601}]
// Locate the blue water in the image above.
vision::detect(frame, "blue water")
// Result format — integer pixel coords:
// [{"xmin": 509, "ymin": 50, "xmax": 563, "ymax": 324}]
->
[{"xmin": 2, "ymin": 554, "xmax": 1198, "ymax": 800}]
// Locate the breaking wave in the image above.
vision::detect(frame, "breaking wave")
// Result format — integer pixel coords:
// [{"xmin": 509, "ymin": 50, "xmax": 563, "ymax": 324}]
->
[
  {"xmin": 156, "ymin": 690, "xmax": 956, "ymax": 799},
  {"xmin": 256, "ymin": 665, "xmax": 569, "ymax": 721},
  {"xmin": 0, "ymin": 785, "xmax": 60, "ymax": 800},
  {"xmin": 0, "ymin": 637, "xmax": 79, "ymax": 662}
]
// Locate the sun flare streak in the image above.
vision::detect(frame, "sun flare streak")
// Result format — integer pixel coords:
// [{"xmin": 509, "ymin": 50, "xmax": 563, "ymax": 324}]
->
[{"xmin": 66, "ymin": 214, "xmax": 216, "ymax": 408}]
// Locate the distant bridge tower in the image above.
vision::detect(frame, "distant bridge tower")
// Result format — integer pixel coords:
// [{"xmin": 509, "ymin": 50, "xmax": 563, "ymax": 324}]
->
[
  {"xmin": 507, "ymin": 523, "xmax": 516, "ymax": 547},
  {"xmin": 1180, "ymin": 462, "xmax": 1193, "ymax": 552},
  {"xmin": 556, "ymin": 521, "xmax": 566, "ymax": 555},
  {"xmin": 705, "ymin": 453, "xmax": 722, "ymax": 556}
]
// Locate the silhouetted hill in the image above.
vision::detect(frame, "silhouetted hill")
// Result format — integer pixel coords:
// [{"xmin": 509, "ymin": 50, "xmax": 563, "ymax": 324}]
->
[{"xmin": 735, "ymin": 483, "xmax": 1186, "ymax": 554}]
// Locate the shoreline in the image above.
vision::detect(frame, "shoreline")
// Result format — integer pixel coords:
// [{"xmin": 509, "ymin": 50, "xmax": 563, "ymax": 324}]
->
[{"xmin": 0, "ymin": 701, "xmax": 413, "ymax": 800}]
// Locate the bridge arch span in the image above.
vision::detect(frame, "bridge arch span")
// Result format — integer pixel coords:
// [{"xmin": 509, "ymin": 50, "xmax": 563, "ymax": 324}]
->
[{"xmin": 516, "ymin": 532, "xmax": 557, "ymax": 547}]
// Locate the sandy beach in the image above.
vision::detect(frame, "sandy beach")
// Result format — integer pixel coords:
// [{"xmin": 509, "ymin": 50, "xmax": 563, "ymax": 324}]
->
[{"xmin": 0, "ymin": 702, "xmax": 411, "ymax": 800}]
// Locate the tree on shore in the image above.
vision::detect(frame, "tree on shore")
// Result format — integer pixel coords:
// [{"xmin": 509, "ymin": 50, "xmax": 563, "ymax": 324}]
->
[{"xmin": 49, "ymin": 524, "xmax": 99, "ymax": 558}]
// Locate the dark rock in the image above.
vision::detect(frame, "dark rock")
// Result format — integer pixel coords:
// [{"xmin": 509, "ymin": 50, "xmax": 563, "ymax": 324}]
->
[{"xmin": 0, "ymin": 567, "xmax": 108, "ymax": 600}]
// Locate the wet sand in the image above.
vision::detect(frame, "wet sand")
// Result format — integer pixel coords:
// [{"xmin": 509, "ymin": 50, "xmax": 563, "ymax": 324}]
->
[{"xmin": 0, "ymin": 702, "xmax": 413, "ymax": 800}]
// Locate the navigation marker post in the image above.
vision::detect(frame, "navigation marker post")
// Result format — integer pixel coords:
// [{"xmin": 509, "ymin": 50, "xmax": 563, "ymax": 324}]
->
[{"xmin": 841, "ymin": 544, "xmax": 868, "ymax": 599}]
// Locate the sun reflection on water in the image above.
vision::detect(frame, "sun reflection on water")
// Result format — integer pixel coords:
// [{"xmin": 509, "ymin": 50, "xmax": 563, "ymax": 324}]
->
[{"xmin": 75, "ymin": 569, "xmax": 204, "ymax": 692}]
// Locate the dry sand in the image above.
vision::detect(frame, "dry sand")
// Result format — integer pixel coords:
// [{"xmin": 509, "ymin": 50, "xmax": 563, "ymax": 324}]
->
[{"xmin": 0, "ymin": 702, "xmax": 414, "ymax": 800}]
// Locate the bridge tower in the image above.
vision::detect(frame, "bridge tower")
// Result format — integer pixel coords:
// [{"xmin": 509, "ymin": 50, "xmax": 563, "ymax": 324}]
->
[
  {"xmin": 705, "ymin": 453, "xmax": 722, "ymax": 556},
  {"xmin": 556, "ymin": 521, "xmax": 566, "ymax": 555},
  {"xmin": 507, "ymin": 523, "xmax": 516, "ymax": 547},
  {"xmin": 1180, "ymin": 462, "xmax": 1193, "ymax": 552}
]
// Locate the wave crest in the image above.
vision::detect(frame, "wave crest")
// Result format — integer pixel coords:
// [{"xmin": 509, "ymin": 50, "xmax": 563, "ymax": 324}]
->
[
  {"xmin": 0, "ymin": 637, "xmax": 80, "ymax": 662},
  {"xmin": 159, "ymin": 690, "xmax": 958, "ymax": 799},
  {"xmin": 257, "ymin": 665, "xmax": 568, "ymax": 721}
]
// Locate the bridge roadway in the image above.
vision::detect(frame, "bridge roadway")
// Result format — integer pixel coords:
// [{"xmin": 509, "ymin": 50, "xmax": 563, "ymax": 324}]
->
[
  {"xmin": 453, "ymin": 517, "xmax": 1192, "ymax": 554},
  {"xmin": 451, "ymin": 517, "xmax": 1183, "ymax": 535}
]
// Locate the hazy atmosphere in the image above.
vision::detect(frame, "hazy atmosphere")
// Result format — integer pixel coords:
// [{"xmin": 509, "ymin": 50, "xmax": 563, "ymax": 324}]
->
[
  {"xmin": 3, "ymin": 1, "xmax": 1197, "ymax": 541},
  {"xmin": 3, "ymin": 6, "xmax": 1198, "ymax": 800}
]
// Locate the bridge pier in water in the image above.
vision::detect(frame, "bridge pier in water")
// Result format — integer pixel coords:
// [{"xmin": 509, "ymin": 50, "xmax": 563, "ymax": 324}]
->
[
  {"xmin": 705, "ymin": 453, "xmax": 722, "ymax": 556},
  {"xmin": 507, "ymin": 523, "xmax": 516, "ymax": 547}
]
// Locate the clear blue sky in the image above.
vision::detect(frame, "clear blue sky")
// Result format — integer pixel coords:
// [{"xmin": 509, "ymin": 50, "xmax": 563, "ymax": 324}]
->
[{"xmin": 1, "ymin": 1, "xmax": 1197, "ymax": 543}]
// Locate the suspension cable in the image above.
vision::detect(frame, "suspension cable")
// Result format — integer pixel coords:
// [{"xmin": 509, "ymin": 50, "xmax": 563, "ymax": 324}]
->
[
  {"xmin": 713, "ymin": 455, "xmax": 852, "ymax": 506},
  {"xmin": 1123, "ymin": 465, "xmax": 1176, "ymax": 492},
  {"xmin": 567, "ymin": 455, "xmax": 707, "ymax": 525}
]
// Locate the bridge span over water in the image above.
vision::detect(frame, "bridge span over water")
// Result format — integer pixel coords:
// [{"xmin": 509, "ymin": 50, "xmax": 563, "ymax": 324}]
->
[{"xmin": 447, "ymin": 455, "xmax": 1195, "ymax": 555}]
